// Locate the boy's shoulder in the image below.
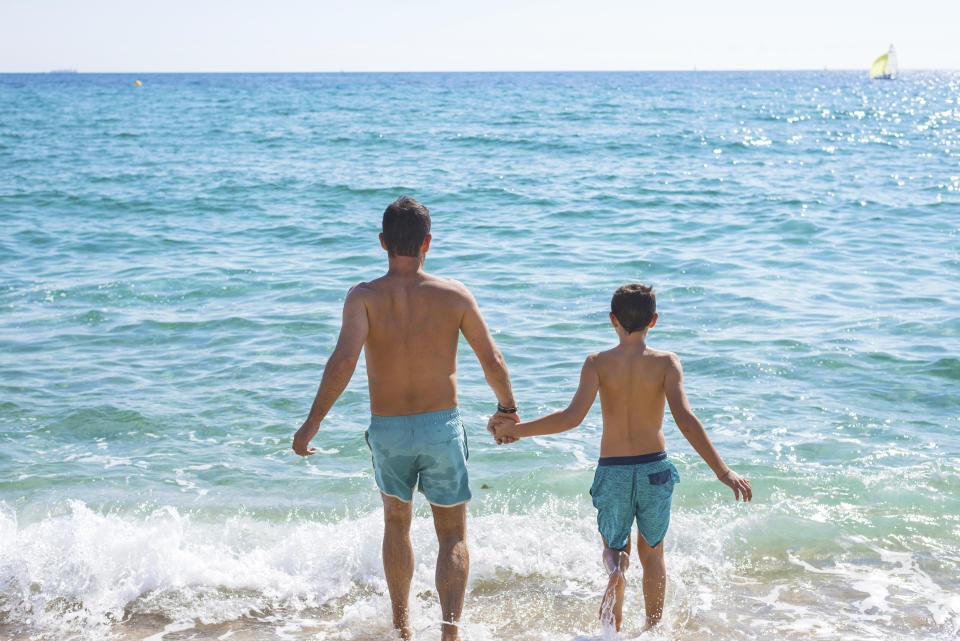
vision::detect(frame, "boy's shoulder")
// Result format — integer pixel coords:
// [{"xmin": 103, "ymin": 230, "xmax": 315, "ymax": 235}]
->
[{"xmin": 595, "ymin": 344, "xmax": 679, "ymax": 362}]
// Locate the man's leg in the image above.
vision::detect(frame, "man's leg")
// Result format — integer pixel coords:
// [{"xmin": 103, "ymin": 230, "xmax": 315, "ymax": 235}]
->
[
  {"xmin": 382, "ymin": 493, "xmax": 414, "ymax": 640},
  {"xmin": 600, "ymin": 535, "xmax": 630, "ymax": 631},
  {"xmin": 635, "ymin": 534, "xmax": 666, "ymax": 630},
  {"xmin": 430, "ymin": 502, "xmax": 468, "ymax": 641}
]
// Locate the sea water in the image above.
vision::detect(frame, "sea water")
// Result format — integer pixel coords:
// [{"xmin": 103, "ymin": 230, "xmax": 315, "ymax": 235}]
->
[{"xmin": 0, "ymin": 71, "xmax": 958, "ymax": 640}]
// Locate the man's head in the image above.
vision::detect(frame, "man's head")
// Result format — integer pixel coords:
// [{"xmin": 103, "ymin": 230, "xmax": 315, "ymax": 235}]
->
[
  {"xmin": 380, "ymin": 197, "xmax": 431, "ymax": 258},
  {"xmin": 610, "ymin": 283, "xmax": 657, "ymax": 334}
]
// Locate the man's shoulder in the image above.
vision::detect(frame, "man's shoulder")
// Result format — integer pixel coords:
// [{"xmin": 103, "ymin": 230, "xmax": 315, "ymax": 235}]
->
[
  {"xmin": 346, "ymin": 281, "xmax": 375, "ymax": 297},
  {"xmin": 422, "ymin": 274, "xmax": 475, "ymax": 300}
]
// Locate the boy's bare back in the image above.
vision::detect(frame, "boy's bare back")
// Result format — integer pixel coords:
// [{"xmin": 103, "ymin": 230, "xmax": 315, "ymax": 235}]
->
[{"xmin": 591, "ymin": 344, "xmax": 678, "ymax": 457}]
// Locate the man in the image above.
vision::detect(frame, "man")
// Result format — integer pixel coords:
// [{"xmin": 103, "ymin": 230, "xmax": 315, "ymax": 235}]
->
[{"xmin": 292, "ymin": 197, "xmax": 518, "ymax": 641}]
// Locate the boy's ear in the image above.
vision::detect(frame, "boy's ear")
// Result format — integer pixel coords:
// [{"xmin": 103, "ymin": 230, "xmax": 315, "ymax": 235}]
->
[
  {"xmin": 649, "ymin": 312, "xmax": 658, "ymax": 328},
  {"xmin": 379, "ymin": 233, "xmax": 388, "ymax": 252}
]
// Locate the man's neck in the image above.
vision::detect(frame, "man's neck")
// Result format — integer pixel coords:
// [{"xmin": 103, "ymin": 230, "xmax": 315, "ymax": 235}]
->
[{"xmin": 386, "ymin": 255, "xmax": 424, "ymax": 277}]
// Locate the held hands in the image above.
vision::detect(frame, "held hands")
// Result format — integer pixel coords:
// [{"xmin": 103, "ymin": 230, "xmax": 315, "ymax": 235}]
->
[
  {"xmin": 487, "ymin": 412, "xmax": 520, "ymax": 445},
  {"xmin": 292, "ymin": 421, "xmax": 319, "ymax": 456},
  {"xmin": 718, "ymin": 468, "xmax": 752, "ymax": 502}
]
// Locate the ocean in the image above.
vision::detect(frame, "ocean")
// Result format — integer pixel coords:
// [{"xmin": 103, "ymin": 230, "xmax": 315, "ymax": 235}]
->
[{"xmin": 0, "ymin": 71, "xmax": 958, "ymax": 640}]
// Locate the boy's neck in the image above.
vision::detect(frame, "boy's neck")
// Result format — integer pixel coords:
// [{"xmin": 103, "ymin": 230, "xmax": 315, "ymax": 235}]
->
[{"xmin": 617, "ymin": 329, "xmax": 649, "ymax": 347}]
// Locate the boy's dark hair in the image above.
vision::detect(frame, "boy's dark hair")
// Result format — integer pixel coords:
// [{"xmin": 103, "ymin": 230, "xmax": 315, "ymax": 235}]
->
[
  {"xmin": 382, "ymin": 197, "xmax": 431, "ymax": 257},
  {"xmin": 611, "ymin": 284, "xmax": 656, "ymax": 333}
]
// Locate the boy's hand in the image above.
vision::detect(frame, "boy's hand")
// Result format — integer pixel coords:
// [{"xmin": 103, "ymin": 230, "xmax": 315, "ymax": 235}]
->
[
  {"xmin": 487, "ymin": 412, "xmax": 519, "ymax": 445},
  {"xmin": 292, "ymin": 421, "xmax": 318, "ymax": 456},
  {"xmin": 718, "ymin": 469, "xmax": 752, "ymax": 502}
]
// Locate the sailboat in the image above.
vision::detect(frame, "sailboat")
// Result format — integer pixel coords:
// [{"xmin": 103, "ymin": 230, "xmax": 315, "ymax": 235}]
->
[{"xmin": 870, "ymin": 44, "xmax": 898, "ymax": 80}]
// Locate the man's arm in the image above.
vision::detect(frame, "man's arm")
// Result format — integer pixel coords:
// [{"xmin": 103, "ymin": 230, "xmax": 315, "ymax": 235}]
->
[
  {"xmin": 496, "ymin": 355, "xmax": 600, "ymax": 439},
  {"xmin": 664, "ymin": 354, "xmax": 752, "ymax": 501},
  {"xmin": 458, "ymin": 285, "xmax": 516, "ymax": 410},
  {"xmin": 292, "ymin": 285, "xmax": 369, "ymax": 456}
]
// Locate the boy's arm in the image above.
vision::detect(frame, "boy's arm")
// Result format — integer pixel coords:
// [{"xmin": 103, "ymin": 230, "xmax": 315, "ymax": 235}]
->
[
  {"xmin": 664, "ymin": 354, "xmax": 752, "ymax": 501},
  {"xmin": 498, "ymin": 355, "xmax": 600, "ymax": 439},
  {"xmin": 292, "ymin": 285, "xmax": 369, "ymax": 456}
]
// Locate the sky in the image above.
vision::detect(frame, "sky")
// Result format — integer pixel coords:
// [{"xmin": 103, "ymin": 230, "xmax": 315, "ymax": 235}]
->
[{"xmin": 1, "ymin": 0, "xmax": 958, "ymax": 72}]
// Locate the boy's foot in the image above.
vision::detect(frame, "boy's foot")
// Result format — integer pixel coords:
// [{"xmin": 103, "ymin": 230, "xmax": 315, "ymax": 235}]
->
[
  {"xmin": 640, "ymin": 615, "xmax": 661, "ymax": 633},
  {"xmin": 599, "ymin": 569, "xmax": 626, "ymax": 631}
]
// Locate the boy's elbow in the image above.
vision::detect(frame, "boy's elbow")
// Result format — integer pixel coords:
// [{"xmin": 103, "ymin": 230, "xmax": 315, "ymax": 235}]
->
[
  {"xmin": 327, "ymin": 354, "xmax": 357, "ymax": 376},
  {"xmin": 560, "ymin": 408, "xmax": 585, "ymax": 430},
  {"xmin": 675, "ymin": 412, "xmax": 700, "ymax": 435}
]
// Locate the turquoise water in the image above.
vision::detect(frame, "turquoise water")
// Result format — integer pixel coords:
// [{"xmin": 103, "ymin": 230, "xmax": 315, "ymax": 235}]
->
[{"xmin": 1, "ymin": 71, "xmax": 958, "ymax": 640}]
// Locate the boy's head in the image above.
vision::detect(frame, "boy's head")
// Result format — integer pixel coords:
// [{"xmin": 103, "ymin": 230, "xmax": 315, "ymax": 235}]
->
[
  {"xmin": 380, "ymin": 197, "xmax": 431, "ymax": 257},
  {"xmin": 610, "ymin": 284, "xmax": 657, "ymax": 334}
]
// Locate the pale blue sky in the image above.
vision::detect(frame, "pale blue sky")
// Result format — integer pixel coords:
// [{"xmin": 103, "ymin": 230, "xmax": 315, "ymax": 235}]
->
[{"xmin": 1, "ymin": 0, "xmax": 957, "ymax": 72}]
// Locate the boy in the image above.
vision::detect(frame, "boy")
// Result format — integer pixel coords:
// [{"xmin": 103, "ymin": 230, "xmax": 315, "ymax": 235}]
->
[{"xmin": 492, "ymin": 283, "xmax": 751, "ymax": 632}]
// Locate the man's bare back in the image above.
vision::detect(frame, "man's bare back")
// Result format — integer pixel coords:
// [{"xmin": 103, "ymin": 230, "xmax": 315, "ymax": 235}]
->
[
  {"xmin": 356, "ymin": 272, "xmax": 493, "ymax": 416},
  {"xmin": 291, "ymin": 197, "xmax": 516, "ymax": 641}
]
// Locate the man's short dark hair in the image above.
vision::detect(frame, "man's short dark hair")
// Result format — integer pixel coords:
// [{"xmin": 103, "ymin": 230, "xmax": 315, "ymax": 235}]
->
[
  {"xmin": 382, "ymin": 197, "xmax": 430, "ymax": 257},
  {"xmin": 611, "ymin": 284, "xmax": 656, "ymax": 333}
]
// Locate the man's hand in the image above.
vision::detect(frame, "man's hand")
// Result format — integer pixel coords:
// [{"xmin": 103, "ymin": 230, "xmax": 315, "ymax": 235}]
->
[
  {"xmin": 487, "ymin": 411, "xmax": 519, "ymax": 445},
  {"xmin": 492, "ymin": 417, "xmax": 519, "ymax": 443},
  {"xmin": 718, "ymin": 469, "xmax": 752, "ymax": 502},
  {"xmin": 292, "ymin": 421, "xmax": 319, "ymax": 457}
]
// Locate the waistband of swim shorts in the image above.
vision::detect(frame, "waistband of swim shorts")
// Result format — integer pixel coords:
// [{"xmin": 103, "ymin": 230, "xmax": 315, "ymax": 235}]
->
[
  {"xmin": 597, "ymin": 451, "xmax": 667, "ymax": 466},
  {"xmin": 369, "ymin": 406, "xmax": 461, "ymax": 429}
]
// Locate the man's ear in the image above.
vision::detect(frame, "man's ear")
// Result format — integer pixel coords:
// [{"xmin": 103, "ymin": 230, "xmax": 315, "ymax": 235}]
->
[
  {"xmin": 649, "ymin": 312, "xmax": 659, "ymax": 329},
  {"xmin": 421, "ymin": 234, "xmax": 432, "ymax": 254},
  {"xmin": 379, "ymin": 233, "xmax": 388, "ymax": 252},
  {"xmin": 609, "ymin": 312, "xmax": 619, "ymax": 328}
]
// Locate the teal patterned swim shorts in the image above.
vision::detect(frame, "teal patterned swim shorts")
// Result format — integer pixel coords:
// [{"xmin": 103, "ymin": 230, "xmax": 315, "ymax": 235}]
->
[
  {"xmin": 589, "ymin": 452, "xmax": 680, "ymax": 550},
  {"xmin": 365, "ymin": 407, "xmax": 470, "ymax": 507}
]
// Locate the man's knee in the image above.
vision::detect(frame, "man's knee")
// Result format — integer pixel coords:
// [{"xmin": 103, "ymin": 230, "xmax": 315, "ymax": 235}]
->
[
  {"xmin": 435, "ymin": 523, "xmax": 466, "ymax": 548},
  {"xmin": 431, "ymin": 504, "xmax": 467, "ymax": 544},
  {"xmin": 383, "ymin": 495, "xmax": 413, "ymax": 531}
]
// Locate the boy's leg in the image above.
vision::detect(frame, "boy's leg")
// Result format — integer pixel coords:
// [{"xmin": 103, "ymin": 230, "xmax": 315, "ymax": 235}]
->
[
  {"xmin": 382, "ymin": 493, "xmax": 414, "ymax": 639},
  {"xmin": 600, "ymin": 535, "xmax": 631, "ymax": 632},
  {"xmin": 431, "ymin": 502, "xmax": 469, "ymax": 641},
  {"xmin": 635, "ymin": 534, "xmax": 666, "ymax": 630}
]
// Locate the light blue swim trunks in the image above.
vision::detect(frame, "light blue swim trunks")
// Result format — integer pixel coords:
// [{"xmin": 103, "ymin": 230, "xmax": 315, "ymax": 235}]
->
[
  {"xmin": 589, "ymin": 452, "xmax": 680, "ymax": 550},
  {"xmin": 365, "ymin": 407, "xmax": 471, "ymax": 507}
]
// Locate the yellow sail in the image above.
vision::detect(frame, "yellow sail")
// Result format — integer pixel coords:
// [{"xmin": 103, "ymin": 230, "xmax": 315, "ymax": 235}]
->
[{"xmin": 870, "ymin": 54, "xmax": 888, "ymax": 78}]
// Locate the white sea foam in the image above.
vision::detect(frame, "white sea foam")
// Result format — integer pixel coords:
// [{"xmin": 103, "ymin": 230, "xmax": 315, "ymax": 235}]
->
[{"xmin": 0, "ymin": 499, "xmax": 956, "ymax": 640}]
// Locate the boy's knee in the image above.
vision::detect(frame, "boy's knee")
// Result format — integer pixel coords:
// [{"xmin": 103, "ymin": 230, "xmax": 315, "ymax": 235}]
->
[{"xmin": 603, "ymin": 547, "xmax": 630, "ymax": 573}]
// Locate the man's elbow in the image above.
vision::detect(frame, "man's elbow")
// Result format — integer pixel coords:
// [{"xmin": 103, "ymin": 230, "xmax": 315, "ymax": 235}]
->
[{"xmin": 480, "ymin": 350, "xmax": 507, "ymax": 376}]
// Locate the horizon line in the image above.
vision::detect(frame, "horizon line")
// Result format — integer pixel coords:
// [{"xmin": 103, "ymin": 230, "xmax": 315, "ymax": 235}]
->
[{"xmin": 2, "ymin": 67, "xmax": 958, "ymax": 75}]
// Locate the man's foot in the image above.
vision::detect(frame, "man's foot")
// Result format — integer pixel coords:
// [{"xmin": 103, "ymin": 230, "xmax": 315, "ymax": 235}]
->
[
  {"xmin": 599, "ymin": 569, "xmax": 626, "ymax": 632},
  {"xmin": 440, "ymin": 621, "xmax": 460, "ymax": 641},
  {"xmin": 395, "ymin": 622, "xmax": 413, "ymax": 640}
]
